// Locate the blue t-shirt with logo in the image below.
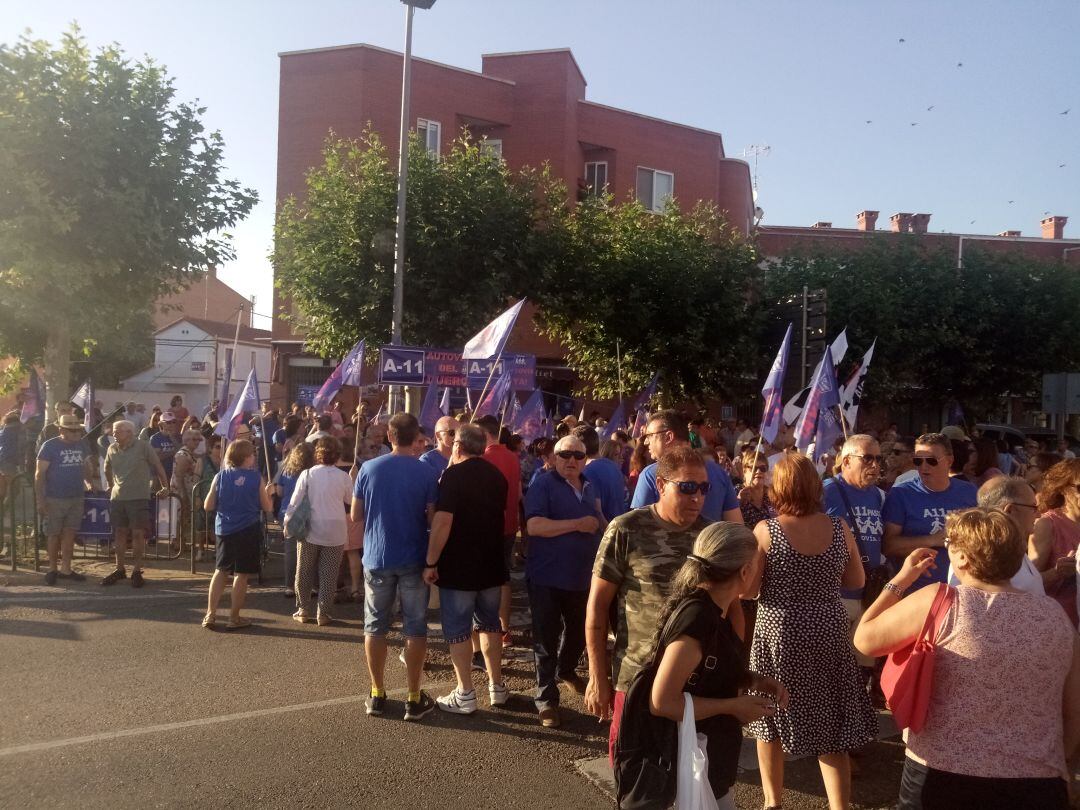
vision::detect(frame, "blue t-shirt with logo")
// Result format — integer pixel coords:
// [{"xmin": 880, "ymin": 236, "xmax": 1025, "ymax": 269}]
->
[
  {"xmin": 823, "ymin": 474, "xmax": 885, "ymax": 599},
  {"xmin": 37, "ymin": 437, "xmax": 91, "ymax": 499},
  {"xmin": 150, "ymin": 432, "xmax": 178, "ymax": 479},
  {"xmin": 631, "ymin": 459, "xmax": 739, "ymax": 523},
  {"xmin": 215, "ymin": 467, "xmax": 263, "ymax": 535},
  {"xmin": 882, "ymin": 476, "xmax": 978, "ymax": 588},
  {"xmin": 354, "ymin": 453, "xmax": 439, "ymax": 570},
  {"xmin": 582, "ymin": 457, "xmax": 628, "ymax": 522}
]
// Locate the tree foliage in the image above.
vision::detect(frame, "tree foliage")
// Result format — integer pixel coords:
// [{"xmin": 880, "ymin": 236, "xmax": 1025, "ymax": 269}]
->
[
  {"xmin": 762, "ymin": 238, "xmax": 1080, "ymax": 416},
  {"xmin": 534, "ymin": 198, "xmax": 762, "ymax": 403},
  {"xmin": 273, "ymin": 130, "xmax": 563, "ymax": 357},
  {"xmin": 0, "ymin": 26, "xmax": 257, "ymax": 402}
]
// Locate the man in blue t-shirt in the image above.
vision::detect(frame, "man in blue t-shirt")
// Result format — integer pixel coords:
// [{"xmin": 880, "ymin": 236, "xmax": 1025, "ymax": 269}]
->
[
  {"xmin": 35, "ymin": 415, "xmax": 95, "ymax": 585},
  {"xmin": 150, "ymin": 411, "xmax": 181, "ymax": 479},
  {"xmin": 351, "ymin": 413, "xmax": 439, "ymax": 722},
  {"xmin": 630, "ymin": 410, "xmax": 743, "ymax": 524},
  {"xmin": 883, "ymin": 432, "xmax": 978, "ymax": 590},
  {"xmin": 523, "ymin": 434, "xmax": 605, "ymax": 728},
  {"xmin": 823, "ymin": 434, "xmax": 886, "ymax": 667},
  {"xmin": 419, "ymin": 415, "xmax": 458, "ymax": 478},
  {"xmin": 575, "ymin": 424, "xmax": 628, "ymax": 522}
]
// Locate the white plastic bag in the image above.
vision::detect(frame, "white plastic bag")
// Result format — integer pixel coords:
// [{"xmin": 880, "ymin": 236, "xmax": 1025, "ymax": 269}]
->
[{"xmin": 675, "ymin": 692, "xmax": 720, "ymax": 810}]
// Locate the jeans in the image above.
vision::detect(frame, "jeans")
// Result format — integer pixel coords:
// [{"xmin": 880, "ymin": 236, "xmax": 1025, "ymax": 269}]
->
[
  {"xmin": 897, "ymin": 756, "xmax": 1068, "ymax": 810},
  {"xmin": 527, "ymin": 581, "xmax": 587, "ymax": 711},
  {"xmin": 364, "ymin": 563, "xmax": 429, "ymax": 638}
]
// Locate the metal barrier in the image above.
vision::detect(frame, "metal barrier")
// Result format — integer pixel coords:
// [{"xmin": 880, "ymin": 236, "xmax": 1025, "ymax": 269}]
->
[
  {"xmin": 72, "ymin": 491, "xmax": 185, "ymax": 562},
  {"xmin": 2, "ymin": 472, "xmax": 40, "ymax": 572}
]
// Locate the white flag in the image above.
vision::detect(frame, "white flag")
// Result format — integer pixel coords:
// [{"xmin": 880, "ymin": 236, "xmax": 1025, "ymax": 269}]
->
[
  {"xmin": 462, "ymin": 299, "xmax": 525, "ymax": 360},
  {"xmin": 782, "ymin": 329, "xmax": 849, "ymax": 425},
  {"xmin": 839, "ymin": 340, "xmax": 876, "ymax": 430},
  {"xmin": 439, "ymin": 387, "xmax": 451, "ymax": 416}
]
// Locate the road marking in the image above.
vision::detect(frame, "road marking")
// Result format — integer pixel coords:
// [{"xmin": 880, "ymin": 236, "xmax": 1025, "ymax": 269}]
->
[{"xmin": 0, "ymin": 688, "xmax": 412, "ymax": 758}]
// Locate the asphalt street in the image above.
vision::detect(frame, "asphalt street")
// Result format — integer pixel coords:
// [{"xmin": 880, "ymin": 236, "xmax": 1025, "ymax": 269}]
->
[{"xmin": 0, "ymin": 561, "xmax": 912, "ymax": 809}]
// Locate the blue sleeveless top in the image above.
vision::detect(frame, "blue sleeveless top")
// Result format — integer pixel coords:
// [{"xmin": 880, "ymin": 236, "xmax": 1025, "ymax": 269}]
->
[{"xmin": 215, "ymin": 467, "xmax": 262, "ymax": 535}]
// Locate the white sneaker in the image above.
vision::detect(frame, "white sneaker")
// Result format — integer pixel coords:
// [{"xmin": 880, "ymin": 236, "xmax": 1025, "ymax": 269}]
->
[
  {"xmin": 436, "ymin": 688, "xmax": 478, "ymax": 715},
  {"xmin": 489, "ymin": 682, "xmax": 509, "ymax": 707}
]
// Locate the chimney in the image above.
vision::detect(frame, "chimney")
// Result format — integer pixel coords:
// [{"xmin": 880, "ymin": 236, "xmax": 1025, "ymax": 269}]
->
[
  {"xmin": 910, "ymin": 213, "xmax": 932, "ymax": 234},
  {"xmin": 856, "ymin": 210, "xmax": 879, "ymax": 231},
  {"xmin": 998, "ymin": 230, "xmax": 1021, "ymax": 237},
  {"xmin": 890, "ymin": 212, "xmax": 914, "ymax": 233},
  {"xmin": 811, "ymin": 221, "xmax": 832, "ymax": 229},
  {"xmin": 1041, "ymin": 215, "xmax": 1068, "ymax": 240}
]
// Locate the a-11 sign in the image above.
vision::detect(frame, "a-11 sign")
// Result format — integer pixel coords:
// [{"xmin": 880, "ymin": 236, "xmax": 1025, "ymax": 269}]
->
[{"xmin": 378, "ymin": 345, "xmax": 535, "ymax": 389}]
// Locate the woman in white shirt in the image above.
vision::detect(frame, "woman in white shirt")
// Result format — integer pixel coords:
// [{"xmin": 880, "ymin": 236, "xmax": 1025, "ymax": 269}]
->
[{"xmin": 285, "ymin": 437, "xmax": 353, "ymax": 626}]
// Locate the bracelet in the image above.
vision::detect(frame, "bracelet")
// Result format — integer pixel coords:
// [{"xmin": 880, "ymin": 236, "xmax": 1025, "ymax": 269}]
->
[
  {"xmin": 424, "ymin": 563, "xmax": 438, "ymax": 569},
  {"xmin": 883, "ymin": 582, "xmax": 906, "ymax": 598}
]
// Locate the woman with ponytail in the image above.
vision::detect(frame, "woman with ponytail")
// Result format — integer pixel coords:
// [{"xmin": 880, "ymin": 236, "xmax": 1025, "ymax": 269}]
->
[{"xmin": 646, "ymin": 522, "xmax": 789, "ymax": 808}]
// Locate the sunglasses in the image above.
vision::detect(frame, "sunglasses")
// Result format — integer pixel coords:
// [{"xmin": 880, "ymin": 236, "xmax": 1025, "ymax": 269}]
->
[
  {"xmin": 665, "ymin": 479, "xmax": 712, "ymax": 496},
  {"xmin": 556, "ymin": 450, "xmax": 586, "ymax": 461},
  {"xmin": 437, "ymin": 429, "xmax": 455, "ymax": 437},
  {"xmin": 913, "ymin": 456, "xmax": 941, "ymax": 467},
  {"xmin": 850, "ymin": 454, "xmax": 885, "ymax": 465},
  {"xmin": 750, "ymin": 465, "xmax": 768, "ymax": 474}
]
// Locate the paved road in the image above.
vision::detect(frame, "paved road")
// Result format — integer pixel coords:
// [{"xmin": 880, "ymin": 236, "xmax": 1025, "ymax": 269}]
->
[{"xmin": 0, "ymin": 563, "xmax": 909, "ymax": 809}]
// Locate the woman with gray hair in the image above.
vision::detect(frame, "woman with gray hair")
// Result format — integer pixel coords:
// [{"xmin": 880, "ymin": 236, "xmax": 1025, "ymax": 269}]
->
[{"xmin": 642, "ymin": 522, "xmax": 789, "ymax": 808}]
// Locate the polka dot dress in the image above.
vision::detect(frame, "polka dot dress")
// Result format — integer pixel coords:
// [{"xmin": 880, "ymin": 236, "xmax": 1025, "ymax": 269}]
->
[{"xmin": 748, "ymin": 516, "xmax": 878, "ymax": 756}]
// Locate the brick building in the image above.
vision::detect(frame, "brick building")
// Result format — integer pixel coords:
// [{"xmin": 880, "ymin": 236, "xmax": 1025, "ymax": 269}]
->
[{"xmin": 272, "ymin": 44, "xmax": 755, "ymax": 405}]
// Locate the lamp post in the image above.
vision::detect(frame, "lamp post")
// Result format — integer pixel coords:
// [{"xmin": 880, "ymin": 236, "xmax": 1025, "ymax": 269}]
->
[{"xmin": 390, "ymin": 0, "xmax": 436, "ymax": 414}]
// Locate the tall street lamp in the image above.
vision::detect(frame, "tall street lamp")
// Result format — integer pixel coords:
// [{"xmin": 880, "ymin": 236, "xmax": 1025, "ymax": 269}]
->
[{"xmin": 390, "ymin": 0, "xmax": 436, "ymax": 413}]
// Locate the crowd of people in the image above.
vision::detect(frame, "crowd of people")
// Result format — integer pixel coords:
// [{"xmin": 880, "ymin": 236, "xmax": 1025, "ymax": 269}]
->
[{"xmin": 3, "ymin": 391, "xmax": 1080, "ymax": 808}]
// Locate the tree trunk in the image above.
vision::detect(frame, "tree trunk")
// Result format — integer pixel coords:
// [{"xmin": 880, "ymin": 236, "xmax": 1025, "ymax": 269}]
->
[{"xmin": 43, "ymin": 321, "xmax": 71, "ymax": 420}]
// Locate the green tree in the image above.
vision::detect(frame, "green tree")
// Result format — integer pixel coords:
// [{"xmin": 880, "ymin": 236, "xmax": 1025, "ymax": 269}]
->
[
  {"xmin": 273, "ymin": 130, "xmax": 564, "ymax": 357},
  {"xmin": 762, "ymin": 238, "xmax": 1080, "ymax": 416},
  {"xmin": 534, "ymin": 197, "xmax": 762, "ymax": 404},
  {"xmin": 0, "ymin": 26, "xmax": 257, "ymax": 408}
]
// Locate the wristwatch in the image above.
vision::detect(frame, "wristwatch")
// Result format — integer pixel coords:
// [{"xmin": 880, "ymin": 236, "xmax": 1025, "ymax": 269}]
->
[{"xmin": 883, "ymin": 581, "xmax": 906, "ymax": 598}]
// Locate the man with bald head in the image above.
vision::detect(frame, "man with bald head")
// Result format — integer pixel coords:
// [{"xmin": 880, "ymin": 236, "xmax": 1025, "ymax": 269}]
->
[
  {"xmin": 420, "ymin": 415, "xmax": 459, "ymax": 477},
  {"xmin": 523, "ymin": 434, "xmax": 606, "ymax": 728}
]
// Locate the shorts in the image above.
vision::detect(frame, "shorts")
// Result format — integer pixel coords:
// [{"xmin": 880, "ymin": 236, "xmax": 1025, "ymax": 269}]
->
[
  {"xmin": 843, "ymin": 597, "xmax": 876, "ymax": 667},
  {"xmin": 111, "ymin": 499, "xmax": 150, "ymax": 531},
  {"xmin": 344, "ymin": 516, "xmax": 364, "ymax": 551},
  {"xmin": 363, "ymin": 563, "xmax": 429, "ymax": 638},
  {"xmin": 215, "ymin": 521, "xmax": 262, "ymax": 575},
  {"xmin": 44, "ymin": 496, "xmax": 84, "ymax": 535},
  {"xmin": 439, "ymin": 586, "xmax": 502, "ymax": 644}
]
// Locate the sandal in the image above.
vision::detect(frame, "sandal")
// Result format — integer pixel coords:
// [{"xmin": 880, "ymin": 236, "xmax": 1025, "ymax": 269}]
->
[
  {"xmin": 201, "ymin": 613, "xmax": 216, "ymax": 629},
  {"xmin": 225, "ymin": 618, "xmax": 253, "ymax": 630}
]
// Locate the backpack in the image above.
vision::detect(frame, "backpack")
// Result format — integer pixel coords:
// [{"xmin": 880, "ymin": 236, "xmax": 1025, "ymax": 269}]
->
[{"xmin": 613, "ymin": 599, "xmax": 719, "ymax": 810}]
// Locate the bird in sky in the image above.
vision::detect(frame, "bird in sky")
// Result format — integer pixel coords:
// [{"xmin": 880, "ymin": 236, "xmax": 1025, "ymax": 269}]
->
[
  {"xmin": 910, "ymin": 122, "xmax": 918, "ymax": 126},
  {"xmin": 957, "ymin": 62, "xmax": 963, "ymax": 68},
  {"xmin": 970, "ymin": 220, "xmax": 976, "ymax": 225},
  {"xmin": 1008, "ymin": 200, "xmax": 1014, "ymax": 204},
  {"xmin": 927, "ymin": 105, "xmax": 935, "ymax": 111},
  {"xmin": 1061, "ymin": 163, "xmax": 1068, "ymax": 168},
  {"xmin": 899, "ymin": 38, "xmax": 906, "ymax": 44},
  {"xmin": 1061, "ymin": 109, "xmax": 1070, "ymax": 115}
]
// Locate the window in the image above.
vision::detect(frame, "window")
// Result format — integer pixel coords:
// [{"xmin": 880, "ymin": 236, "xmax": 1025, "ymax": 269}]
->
[
  {"xmin": 480, "ymin": 138, "xmax": 503, "ymax": 158},
  {"xmin": 224, "ymin": 347, "xmax": 233, "ymax": 374},
  {"xmin": 417, "ymin": 118, "xmax": 440, "ymax": 156},
  {"xmin": 635, "ymin": 167, "xmax": 674, "ymax": 212},
  {"xmin": 584, "ymin": 161, "xmax": 608, "ymax": 196}
]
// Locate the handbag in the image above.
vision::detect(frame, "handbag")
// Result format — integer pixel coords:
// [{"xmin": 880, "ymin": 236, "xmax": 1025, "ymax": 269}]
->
[
  {"xmin": 880, "ymin": 582, "xmax": 956, "ymax": 733},
  {"xmin": 282, "ymin": 476, "xmax": 311, "ymax": 541},
  {"xmin": 614, "ymin": 602, "xmax": 718, "ymax": 810}
]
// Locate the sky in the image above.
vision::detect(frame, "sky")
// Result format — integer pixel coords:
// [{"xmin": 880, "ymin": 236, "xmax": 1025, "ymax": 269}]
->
[{"xmin": 3, "ymin": 0, "xmax": 1077, "ymax": 330}]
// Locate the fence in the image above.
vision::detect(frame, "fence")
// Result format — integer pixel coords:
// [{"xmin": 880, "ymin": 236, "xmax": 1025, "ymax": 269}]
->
[
  {"xmin": 71, "ymin": 492, "xmax": 184, "ymax": 562},
  {"xmin": 2, "ymin": 472, "xmax": 39, "ymax": 572}
]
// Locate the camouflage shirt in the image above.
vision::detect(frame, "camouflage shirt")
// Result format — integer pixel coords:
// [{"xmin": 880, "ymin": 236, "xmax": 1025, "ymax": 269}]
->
[{"xmin": 593, "ymin": 506, "xmax": 709, "ymax": 691}]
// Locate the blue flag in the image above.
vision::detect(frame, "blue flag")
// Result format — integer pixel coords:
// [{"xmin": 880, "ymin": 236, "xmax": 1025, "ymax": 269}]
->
[
  {"xmin": 476, "ymin": 369, "xmax": 513, "ymax": 418},
  {"xmin": 313, "ymin": 339, "xmax": 365, "ymax": 413},
  {"xmin": 759, "ymin": 324, "xmax": 792, "ymax": 444},
  {"xmin": 794, "ymin": 348, "xmax": 841, "ymax": 461},
  {"xmin": 632, "ymin": 372, "xmax": 660, "ymax": 412},
  {"xmin": 216, "ymin": 368, "xmax": 260, "ymax": 441},
  {"xmin": 418, "ymin": 383, "xmax": 441, "ymax": 434},
  {"xmin": 514, "ymin": 390, "xmax": 547, "ymax": 444},
  {"xmin": 20, "ymin": 368, "xmax": 45, "ymax": 425},
  {"xmin": 599, "ymin": 402, "xmax": 626, "ymax": 442}
]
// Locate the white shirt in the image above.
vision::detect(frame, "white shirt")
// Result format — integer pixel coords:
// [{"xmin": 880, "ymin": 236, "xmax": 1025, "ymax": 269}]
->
[
  {"xmin": 947, "ymin": 556, "xmax": 1045, "ymax": 596},
  {"xmin": 287, "ymin": 464, "xmax": 353, "ymax": 546},
  {"xmin": 894, "ymin": 469, "xmax": 920, "ymax": 486},
  {"xmin": 305, "ymin": 430, "xmax": 333, "ymax": 444}
]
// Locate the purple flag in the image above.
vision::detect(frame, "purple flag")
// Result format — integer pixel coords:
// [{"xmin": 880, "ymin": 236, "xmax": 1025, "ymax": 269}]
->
[
  {"xmin": 216, "ymin": 368, "xmax": 260, "ymax": 441},
  {"xmin": 599, "ymin": 402, "xmax": 626, "ymax": 442},
  {"xmin": 476, "ymin": 369, "xmax": 514, "ymax": 418},
  {"xmin": 463, "ymin": 299, "xmax": 525, "ymax": 361},
  {"xmin": 20, "ymin": 368, "xmax": 45, "ymax": 424},
  {"xmin": 632, "ymin": 372, "xmax": 659, "ymax": 412},
  {"xmin": 794, "ymin": 349, "xmax": 841, "ymax": 461},
  {"xmin": 513, "ymin": 390, "xmax": 546, "ymax": 443},
  {"xmin": 630, "ymin": 407, "xmax": 648, "ymax": 439},
  {"xmin": 313, "ymin": 339, "xmax": 365, "ymax": 413},
  {"xmin": 418, "ymin": 384, "xmax": 441, "ymax": 434},
  {"xmin": 759, "ymin": 324, "xmax": 792, "ymax": 444}
]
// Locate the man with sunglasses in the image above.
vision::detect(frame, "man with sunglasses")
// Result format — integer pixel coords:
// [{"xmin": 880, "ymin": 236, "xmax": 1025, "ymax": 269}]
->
[
  {"xmin": 882, "ymin": 432, "xmax": 977, "ymax": 590},
  {"xmin": 885, "ymin": 435, "xmax": 918, "ymax": 488},
  {"xmin": 823, "ymin": 435, "xmax": 887, "ymax": 669},
  {"xmin": 587, "ymin": 445, "xmax": 721, "ymax": 764},
  {"xmin": 630, "ymin": 409, "xmax": 743, "ymax": 525},
  {"xmin": 522, "ymin": 435, "xmax": 605, "ymax": 728},
  {"xmin": 420, "ymin": 415, "xmax": 458, "ymax": 477}
]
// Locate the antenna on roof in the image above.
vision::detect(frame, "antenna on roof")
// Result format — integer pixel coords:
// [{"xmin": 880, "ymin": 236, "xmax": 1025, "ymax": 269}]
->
[{"xmin": 739, "ymin": 144, "xmax": 771, "ymax": 201}]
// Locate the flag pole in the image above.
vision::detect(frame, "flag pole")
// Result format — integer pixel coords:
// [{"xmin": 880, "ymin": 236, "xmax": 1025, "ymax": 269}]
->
[
  {"xmin": 259, "ymin": 415, "xmax": 273, "ymax": 481},
  {"xmin": 470, "ymin": 349, "xmax": 505, "ymax": 424},
  {"xmin": 837, "ymin": 404, "xmax": 850, "ymax": 442}
]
